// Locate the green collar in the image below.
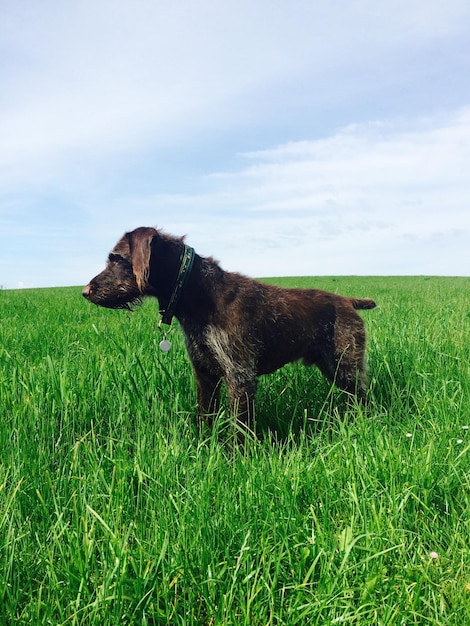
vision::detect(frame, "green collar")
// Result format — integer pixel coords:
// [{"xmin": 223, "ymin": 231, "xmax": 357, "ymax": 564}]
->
[{"xmin": 160, "ymin": 245, "xmax": 195, "ymax": 326}]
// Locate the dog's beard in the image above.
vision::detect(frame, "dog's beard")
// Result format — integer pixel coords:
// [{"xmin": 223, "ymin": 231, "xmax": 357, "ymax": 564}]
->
[{"xmin": 99, "ymin": 295, "xmax": 143, "ymax": 311}]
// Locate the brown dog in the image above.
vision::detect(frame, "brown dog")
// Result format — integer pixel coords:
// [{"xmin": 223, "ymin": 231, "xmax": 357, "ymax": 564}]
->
[{"xmin": 83, "ymin": 226, "xmax": 376, "ymax": 438}]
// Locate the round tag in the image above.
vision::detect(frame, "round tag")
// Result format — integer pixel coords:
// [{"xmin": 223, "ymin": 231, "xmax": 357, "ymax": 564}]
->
[{"xmin": 159, "ymin": 339, "xmax": 172, "ymax": 352}]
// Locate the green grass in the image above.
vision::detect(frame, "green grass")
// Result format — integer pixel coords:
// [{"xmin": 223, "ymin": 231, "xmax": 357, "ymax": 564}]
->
[{"xmin": 1, "ymin": 276, "xmax": 469, "ymax": 624}]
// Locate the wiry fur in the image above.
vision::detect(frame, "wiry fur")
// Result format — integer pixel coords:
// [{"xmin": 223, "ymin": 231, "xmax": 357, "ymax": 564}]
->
[{"xmin": 83, "ymin": 226, "xmax": 376, "ymax": 439}]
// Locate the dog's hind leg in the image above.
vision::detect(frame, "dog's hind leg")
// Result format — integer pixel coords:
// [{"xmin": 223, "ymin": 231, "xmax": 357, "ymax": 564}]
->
[
  {"xmin": 335, "ymin": 357, "xmax": 367, "ymax": 398},
  {"xmin": 332, "ymin": 336, "xmax": 368, "ymax": 399},
  {"xmin": 311, "ymin": 334, "xmax": 368, "ymax": 399}
]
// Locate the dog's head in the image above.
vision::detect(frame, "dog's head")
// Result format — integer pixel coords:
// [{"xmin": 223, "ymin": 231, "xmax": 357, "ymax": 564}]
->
[{"xmin": 82, "ymin": 227, "xmax": 158, "ymax": 309}]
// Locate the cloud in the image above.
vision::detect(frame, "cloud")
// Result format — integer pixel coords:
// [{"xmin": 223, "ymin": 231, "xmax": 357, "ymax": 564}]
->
[
  {"xmin": 2, "ymin": 0, "xmax": 470, "ymax": 189},
  {"xmin": 1, "ymin": 1, "xmax": 470, "ymax": 286},
  {"xmin": 74, "ymin": 108, "xmax": 468, "ymax": 278}
]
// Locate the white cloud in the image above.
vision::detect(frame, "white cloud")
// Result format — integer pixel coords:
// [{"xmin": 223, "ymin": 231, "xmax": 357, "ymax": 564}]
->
[
  {"xmin": 2, "ymin": 0, "xmax": 470, "ymax": 189},
  {"xmin": 206, "ymin": 109, "xmax": 469, "ymax": 216},
  {"xmin": 73, "ymin": 108, "xmax": 469, "ymax": 278},
  {"xmin": 1, "ymin": 1, "xmax": 470, "ymax": 286}
]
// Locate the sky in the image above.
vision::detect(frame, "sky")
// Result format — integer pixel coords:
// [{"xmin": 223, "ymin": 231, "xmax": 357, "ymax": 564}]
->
[{"xmin": 1, "ymin": 0, "xmax": 470, "ymax": 289}]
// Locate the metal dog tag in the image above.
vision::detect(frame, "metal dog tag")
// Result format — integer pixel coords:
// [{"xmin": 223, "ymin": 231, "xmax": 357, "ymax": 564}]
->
[{"xmin": 159, "ymin": 338, "xmax": 172, "ymax": 352}]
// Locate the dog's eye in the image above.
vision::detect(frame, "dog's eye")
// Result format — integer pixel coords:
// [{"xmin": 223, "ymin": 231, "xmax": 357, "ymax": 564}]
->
[{"xmin": 108, "ymin": 254, "xmax": 133, "ymax": 271}]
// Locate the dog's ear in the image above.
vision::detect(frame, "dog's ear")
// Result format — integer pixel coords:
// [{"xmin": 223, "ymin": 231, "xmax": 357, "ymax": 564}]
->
[{"xmin": 126, "ymin": 227, "xmax": 158, "ymax": 292}]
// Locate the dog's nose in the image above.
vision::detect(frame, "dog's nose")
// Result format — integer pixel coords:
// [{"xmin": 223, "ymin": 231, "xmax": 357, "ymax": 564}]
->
[{"xmin": 82, "ymin": 284, "xmax": 92, "ymax": 299}]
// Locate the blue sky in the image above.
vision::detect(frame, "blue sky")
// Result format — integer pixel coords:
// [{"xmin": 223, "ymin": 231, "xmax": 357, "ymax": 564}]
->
[{"xmin": 1, "ymin": 0, "xmax": 470, "ymax": 289}]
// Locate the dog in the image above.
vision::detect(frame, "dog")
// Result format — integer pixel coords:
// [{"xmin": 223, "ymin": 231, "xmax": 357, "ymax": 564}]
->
[{"xmin": 83, "ymin": 226, "xmax": 376, "ymax": 439}]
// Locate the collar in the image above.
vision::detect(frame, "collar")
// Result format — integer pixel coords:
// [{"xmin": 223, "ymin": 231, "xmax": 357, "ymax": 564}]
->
[{"xmin": 159, "ymin": 244, "xmax": 195, "ymax": 326}]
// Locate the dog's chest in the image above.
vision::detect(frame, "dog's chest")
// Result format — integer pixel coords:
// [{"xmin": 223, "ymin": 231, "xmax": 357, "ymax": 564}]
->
[{"xmin": 182, "ymin": 322, "xmax": 255, "ymax": 374}]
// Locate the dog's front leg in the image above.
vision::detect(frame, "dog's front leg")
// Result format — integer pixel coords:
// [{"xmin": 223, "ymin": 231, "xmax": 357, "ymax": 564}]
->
[
  {"xmin": 226, "ymin": 376, "xmax": 257, "ymax": 443},
  {"xmin": 193, "ymin": 366, "xmax": 222, "ymax": 430}
]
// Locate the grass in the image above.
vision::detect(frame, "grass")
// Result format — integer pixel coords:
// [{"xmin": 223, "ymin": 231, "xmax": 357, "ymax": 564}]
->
[{"xmin": 0, "ymin": 276, "xmax": 469, "ymax": 624}]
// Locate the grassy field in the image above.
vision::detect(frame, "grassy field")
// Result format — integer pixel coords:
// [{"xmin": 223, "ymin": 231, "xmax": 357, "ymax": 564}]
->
[{"xmin": 1, "ymin": 276, "xmax": 469, "ymax": 625}]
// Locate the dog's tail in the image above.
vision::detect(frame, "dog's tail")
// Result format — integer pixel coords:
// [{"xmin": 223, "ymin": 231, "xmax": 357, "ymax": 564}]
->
[{"xmin": 351, "ymin": 298, "xmax": 377, "ymax": 310}]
